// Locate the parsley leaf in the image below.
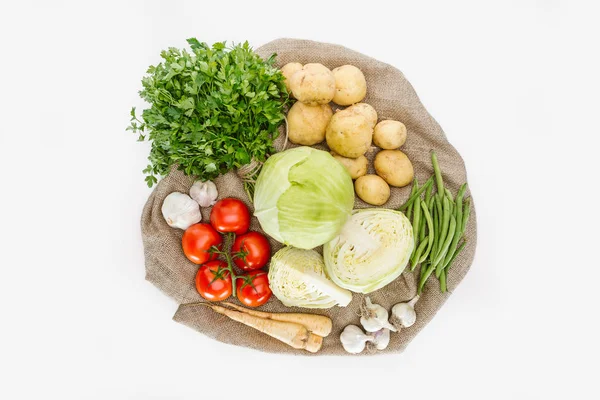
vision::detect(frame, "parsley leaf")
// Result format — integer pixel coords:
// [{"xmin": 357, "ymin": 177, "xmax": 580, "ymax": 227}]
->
[{"xmin": 128, "ymin": 39, "xmax": 289, "ymax": 188}]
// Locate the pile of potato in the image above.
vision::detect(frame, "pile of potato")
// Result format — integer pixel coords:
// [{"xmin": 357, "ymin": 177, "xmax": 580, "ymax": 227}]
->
[{"xmin": 281, "ymin": 62, "xmax": 414, "ymax": 206}]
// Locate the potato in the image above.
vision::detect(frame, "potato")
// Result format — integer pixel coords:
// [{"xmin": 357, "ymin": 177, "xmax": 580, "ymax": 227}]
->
[
  {"xmin": 346, "ymin": 103, "xmax": 377, "ymax": 129},
  {"xmin": 287, "ymin": 102, "xmax": 333, "ymax": 145},
  {"xmin": 280, "ymin": 62, "xmax": 303, "ymax": 95},
  {"xmin": 373, "ymin": 120, "xmax": 407, "ymax": 149},
  {"xmin": 332, "ymin": 65, "xmax": 367, "ymax": 106},
  {"xmin": 374, "ymin": 150, "xmax": 414, "ymax": 187},
  {"xmin": 331, "ymin": 152, "xmax": 368, "ymax": 179},
  {"xmin": 289, "ymin": 63, "xmax": 335, "ymax": 105},
  {"xmin": 354, "ymin": 175, "xmax": 390, "ymax": 205},
  {"xmin": 326, "ymin": 109, "xmax": 373, "ymax": 158}
]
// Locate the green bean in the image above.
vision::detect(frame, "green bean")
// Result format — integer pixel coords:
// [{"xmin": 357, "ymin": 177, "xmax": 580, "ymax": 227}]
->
[
  {"xmin": 398, "ymin": 177, "xmax": 433, "ymax": 211},
  {"xmin": 431, "ymin": 151, "xmax": 444, "ymax": 199},
  {"xmin": 418, "ymin": 261, "xmax": 429, "ymax": 291},
  {"xmin": 435, "ymin": 214, "xmax": 456, "ymax": 277},
  {"xmin": 443, "ymin": 185, "xmax": 467, "ymax": 267},
  {"xmin": 406, "ymin": 182, "xmax": 417, "ymax": 220},
  {"xmin": 424, "ymin": 181, "xmax": 433, "ymax": 205},
  {"xmin": 445, "ymin": 241, "xmax": 466, "ymax": 272},
  {"xmin": 442, "ymin": 223, "xmax": 462, "ymax": 269},
  {"xmin": 437, "ymin": 197, "xmax": 450, "ymax": 259},
  {"xmin": 432, "ymin": 198, "xmax": 440, "ymax": 255},
  {"xmin": 411, "ymin": 237, "xmax": 428, "ymax": 271},
  {"xmin": 440, "ymin": 268, "xmax": 447, "ymax": 292},
  {"xmin": 433, "ymin": 196, "xmax": 443, "ymax": 253},
  {"xmin": 419, "ymin": 209, "xmax": 427, "ymax": 243},
  {"xmin": 444, "ymin": 188, "xmax": 454, "ymax": 202},
  {"xmin": 418, "ymin": 263, "xmax": 435, "ymax": 294},
  {"xmin": 418, "ymin": 202, "xmax": 435, "ymax": 264},
  {"xmin": 455, "ymin": 183, "xmax": 466, "ymax": 236},
  {"xmin": 462, "ymin": 198, "xmax": 471, "ymax": 235},
  {"xmin": 412, "ymin": 196, "xmax": 421, "ymax": 247}
]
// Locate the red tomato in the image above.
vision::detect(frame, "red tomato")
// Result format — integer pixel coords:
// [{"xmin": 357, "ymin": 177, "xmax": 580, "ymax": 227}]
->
[
  {"xmin": 231, "ymin": 231, "xmax": 271, "ymax": 271},
  {"xmin": 195, "ymin": 260, "xmax": 232, "ymax": 301},
  {"xmin": 210, "ymin": 198, "xmax": 250, "ymax": 235},
  {"xmin": 182, "ymin": 223, "xmax": 223, "ymax": 264},
  {"xmin": 236, "ymin": 270, "xmax": 272, "ymax": 307}
]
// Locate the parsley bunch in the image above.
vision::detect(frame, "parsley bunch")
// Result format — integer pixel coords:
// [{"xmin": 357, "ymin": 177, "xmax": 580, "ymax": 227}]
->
[{"xmin": 128, "ymin": 39, "xmax": 288, "ymax": 187}]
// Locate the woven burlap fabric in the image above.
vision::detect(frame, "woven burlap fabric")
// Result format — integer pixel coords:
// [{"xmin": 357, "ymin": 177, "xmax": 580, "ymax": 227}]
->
[{"xmin": 141, "ymin": 38, "xmax": 477, "ymax": 355}]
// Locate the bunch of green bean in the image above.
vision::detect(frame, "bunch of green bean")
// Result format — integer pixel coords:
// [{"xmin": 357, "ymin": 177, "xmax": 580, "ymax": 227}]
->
[{"xmin": 400, "ymin": 151, "xmax": 470, "ymax": 294}]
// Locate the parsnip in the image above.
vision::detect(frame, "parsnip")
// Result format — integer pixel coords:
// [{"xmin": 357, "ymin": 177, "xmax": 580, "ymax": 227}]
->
[
  {"xmin": 222, "ymin": 302, "xmax": 332, "ymax": 337},
  {"xmin": 199, "ymin": 303, "xmax": 323, "ymax": 353}
]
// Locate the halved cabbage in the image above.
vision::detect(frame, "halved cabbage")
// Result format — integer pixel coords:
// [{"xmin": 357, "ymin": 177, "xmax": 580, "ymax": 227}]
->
[
  {"xmin": 268, "ymin": 246, "xmax": 353, "ymax": 308},
  {"xmin": 323, "ymin": 209, "xmax": 414, "ymax": 293},
  {"xmin": 253, "ymin": 146, "xmax": 354, "ymax": 250}
]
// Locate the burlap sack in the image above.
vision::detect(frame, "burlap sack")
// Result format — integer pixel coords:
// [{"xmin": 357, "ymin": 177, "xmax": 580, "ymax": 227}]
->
[{"xmin": 141, "ymin": 39, "xmax": 477, "ymax": 355}]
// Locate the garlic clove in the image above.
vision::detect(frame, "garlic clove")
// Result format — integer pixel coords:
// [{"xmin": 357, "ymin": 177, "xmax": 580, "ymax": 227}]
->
[
  {"xmin": 161, "ymin": 192, "xmax": 202, "ymax": 230},
  {"xmin": 340, "ymin": 325, "xmax": 374, "ymax": 354},
  {"xmin": 360, "ymin": 297, "xmax": 398, "ymax": 333},
  {"xmin": 190, "ymin": 180, "xmax": 218, "ymax": 207},
  {"xmin": 372, "ymin": 328, "xmax": 391, "ymax": 350},
  {"xmin": 390, "ymin": 294, "xmax": 419, "ymax": 329}
]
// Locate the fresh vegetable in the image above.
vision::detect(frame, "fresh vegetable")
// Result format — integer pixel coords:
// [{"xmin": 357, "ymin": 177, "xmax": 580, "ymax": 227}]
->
[
  {"xmin": 127, "ymin": 39, "xmax": 288, "ymax": 187},
  {"xmin": 325, "ymin": 108, "xmax": 373, "ymax": 158},
  {"xmin": 182, "ymin": 223, "xmax": 222, "ymax": 264},
  {"xmin": 206, "ymin": 232, "xmax": 270, "ymax": 304},
  {"xmin": 368, "ymin": 328, "xmax": 391, "ymax": 351},
  {"xmin": 289, "ymin": 63, "xmax": 335, "ymax": 105},
  {"xmin": 280, "ymin": 62, "xmax": 303, "ymax": 95},
  {"xmin": 198, "ymin": 303, "xmax": 323, "ymax": 353},
  {"xmin": 373, "ymin": 120, "xmax": 407, "ymax": 150},
  {"xmin": 398, "ymin": 151, "xmax": 471, "ymax": 293},
  {"xmin": 195, "ymin": 260, "xmax": 232, "ymax": 301},
  {"xmin": 231, "ymin": 231, "xmax": 271, "ymax": 271},
  {"xmin": 340, "ymin": 325, "xmax": 373, "ymax": 354},
  {"xmin": 287, "ymin": 102, "xmax": 333, "ymax": 145},
  {"xmin": 196, "ymin": 303, "xmax": 323, "ymax": 352},
  {"xmin": 354, "ymin": 174, "xmax": 390, "ymax": 205},
  {"xmin": 332, "ymin": 65, "xmax": 367, "ymax": 106},
  {"xmin": 346, "ymin": 103, "xmax": 378, "ymax": 129},
  {"xmin": 360, "ymin": 297, "xmax": 397, "ymax": 332},
  {"xmin": 253, "ymin": 146, "xmax": 355, "ymax": 249},
  {"xmin": 268, "ymin": 247, "xmax": 353, "ymax": 308},
  {"xmin": 398, "ymin": 178, "xmax": 433, "ymax": 212},
  {"xmin": 374, "ymin": 149, "xmax": 414, "ymax": 187},
  {"xmin": 236, "ymin": 270, "xmax": 272, "ymax": 307},
  {"xmin": 161, "ymin": 192, "xmax": 202, "ymax": 230},
  {"xmin": 210, "ymin": 198, "xmax": 250, "ymax": 235},
  {"xmin": 390, "ymin": 295, "xmax": 419, "ymax": 329},
  {"xmin": 323, "ymin": 208, "xmax": 414, "ymax": 293},
  {"xmin": 331, "ymin": 152, "xmax": 368, "ymax": 180},
  {"xmin": 189, "ymin": 180, "xmax": 218, "ymax": 207},
  {"xmin": 222, "ymin": 302, "xmax": 333, "ymax": 337}
]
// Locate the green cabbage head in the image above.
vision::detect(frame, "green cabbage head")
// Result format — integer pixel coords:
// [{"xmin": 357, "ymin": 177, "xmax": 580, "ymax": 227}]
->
[{"xmin": 253, "ymin": 146, "xmax": 354, "ymax": 249}]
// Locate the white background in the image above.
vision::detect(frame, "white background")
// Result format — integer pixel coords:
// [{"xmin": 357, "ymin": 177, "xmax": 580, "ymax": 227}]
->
[{"xmin": 1, "ymin": 1, "xmax": 598, "ymax": 399}]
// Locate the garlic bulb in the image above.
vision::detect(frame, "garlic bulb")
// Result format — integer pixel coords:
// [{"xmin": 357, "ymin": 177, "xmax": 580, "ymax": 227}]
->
[
  {"xmin": 390, "ymin": 295, "xmax": 419, "ymax": 329},
  {"xmin": 161, "ymin": 192, "xmax": 201, "ymax": 230},
  {"xmin": 367, "ymin": 328, "xmax": 391, "ymax": 351},
  {"xmin": 189, "ymin": 180, "xmax": 218, "ymax": 207},
  {"xmin": 340, "ymin": 325, "xmax": 373, "ymax": 354},
  {"xmin": 360, "ymin": 297, "xmax": 397, "ymax": 333}
]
